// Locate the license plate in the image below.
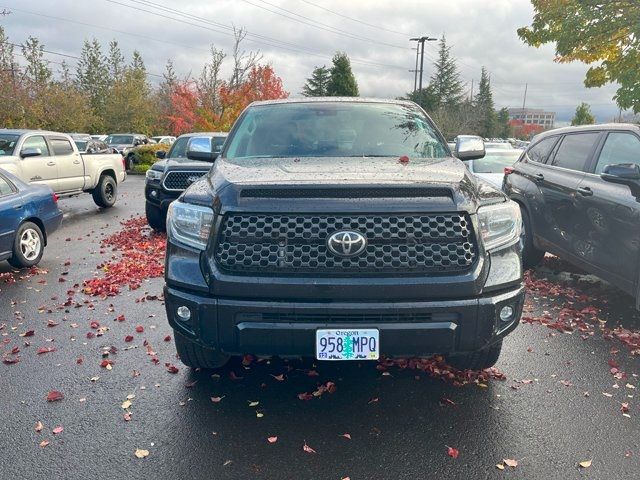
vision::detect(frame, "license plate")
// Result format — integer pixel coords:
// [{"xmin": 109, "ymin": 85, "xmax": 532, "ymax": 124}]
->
[{"xmin": 315, "ymin": 329, "xmax": 379, "ymax": 361}]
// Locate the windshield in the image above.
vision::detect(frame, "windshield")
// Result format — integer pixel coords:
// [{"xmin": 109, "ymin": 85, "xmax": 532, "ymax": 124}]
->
[
  {"xmin": 224, "ymin": 102, "xmax": 448, "ymax": 159},
  {"xmin": 74, "ymin": 141, "xmax": 88, "ymax": 151},
  {"xmin": 0, "ymin": 134, "xmax": 20, "ymax": 156},
  {"xmin": 472, "ymin": 151, "xmax": 522, "ymax": 173},
  {"xmin": 167, "ymin": 136, "xmax": 189, "ymax": 158},
  {"xmin": 106, "ymin": 135, "xmax": 134, "ymax": 145}
]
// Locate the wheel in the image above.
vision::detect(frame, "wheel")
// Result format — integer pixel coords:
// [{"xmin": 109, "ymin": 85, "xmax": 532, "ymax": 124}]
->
[
  {"xmin": 92, "ymin": 174, "xmax": 117, "ymax": 208},
  {"xmin": 8, "ymin": 222, "xmax": 44, "ymax": 268},
  {"xmin": 446, "ymin": 340, "xmax": 503, "ymax": 370},
  {"xmin": 145, "ymin": 201, "xmax": 166, "ymax": 231},
  {"xmin": 126, "ymin": 153, "xmax": 136, "ymax": 170},
  {"xmin": 174, "ymin": 331, "xmax": 230, "ymax": 369},
  {"xmin": 520, "ymin": 206, "xmax": 545, "ymax": 269}
]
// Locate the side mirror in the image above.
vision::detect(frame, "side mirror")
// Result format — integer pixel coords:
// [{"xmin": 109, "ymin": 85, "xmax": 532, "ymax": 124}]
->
[
  {"xmin": 186, "ymin": 150, "xmax": 216, "ymax": 162},
  {"xmin": 601, "ymin": 163, "xmax": 640, "ymax": 182},
  {"xmin": 20, "ymin": 147, "xmax": 42, "ymax": 158},
  {"xmin": 133, "ymin": 140, "xmax": 142, "ymax": 146},
  {"xmin": 155, "ymin": 150, "xmax": 167, "ymax": 159},
  {"xmin": 455, "ymin": 136, "xmax": 485, "ymax": 161}
]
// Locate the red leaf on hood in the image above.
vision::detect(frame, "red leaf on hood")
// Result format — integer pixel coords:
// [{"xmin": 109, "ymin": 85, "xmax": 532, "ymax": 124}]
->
[
  {"xmin": 303, "ymin": 441, "xmax": 317, "ymax": 454},
  {"xmin": 398, "ymin": 155, "xmax": 410, "ymax": 165},
  {"xmin": 267, "ymin": 436, "xmax": 278, "ymax": 444},
  {"xmin": 135, "ymin": 325, "xmax": 144, "ymax": 333},
  {"xmin": 46, "ymin": 390, "xmax": 64, "ymax": 402},
  {"xmin": 446, "ymin": 446, "xmax": 459, "ymax": 459},
  {"xmin": 297, "ymin": 392, "xmax": 313, "ymax": 401},
  {"xmin": 124, "ymin": 335, "xmax": 134, "ymax": 343}
]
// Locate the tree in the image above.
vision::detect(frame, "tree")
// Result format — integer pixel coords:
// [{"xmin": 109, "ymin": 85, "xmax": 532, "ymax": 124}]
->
[
  {"xmin": 571, "ymin": 102, "xmax": 596, "ymax": 126},
  {"xmin": 198, "ymin": 46, "xmax": 226, "ymax": 116},
  {"xmin": 496, "ymin": 107, "xmax": 512, "ymax": 138},
  {"xmin": 404, "ymin": 86, "xmax": 438, "ymax": 113},
  {"xmin": 21, "ymin": 37, "xmax": 51, "ymax": 89},
  {"xmin": 302, "ymin": 66, "xmax": 330, "ymax": 97},
  {"xmin": 107, "ymin": 40, "xmax": 125, "ymax": 82},
  {"xmin": 474, "ymin": 67, "xmax": 496, "ymax": 138},
  {"xmin": 518, "ymin": 0, "xmax": 640, "ymax": 112},
  {"xmin": 76, "ymin": 39, "xmax": 109, "ymax": 129},
  {"xmin": 0, "ymin": 27, "xmax": 26, "ymax": 128},
  {"xmin": 429, "ymin": 35, "xmax": 465, "ymax": 108},
  {"xmin": 326, "ymin": 52, "xmax": 358, "ymax": 97},
  {"xmin": 166, "ymin": 81, "xmax": 200, "ymax": 135}
]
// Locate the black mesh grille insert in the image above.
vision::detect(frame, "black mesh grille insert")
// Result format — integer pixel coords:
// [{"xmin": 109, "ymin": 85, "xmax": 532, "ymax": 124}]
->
[
  {"xmin": 251, "ymin": 312, "xmax": 458, "ymax": 323},
  {"xmin": 214, "ymin": 213, "xmax": 477, "ymax": 276},
  {"xmin": 163, "ymin": 171, "xmax": 207, "ymax": 191},
  {"xmin": 239, "ymin": 187, "xmax": 453, "ymax": 199}
]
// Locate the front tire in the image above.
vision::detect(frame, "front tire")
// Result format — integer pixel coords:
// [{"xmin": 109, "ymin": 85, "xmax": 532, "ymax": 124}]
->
[
  {"xmin": 520, "ymin": 206, "xmax": 545, "ymax": 269},
  {"xmin": 8, "ymin": 222, "xmax": 45, "ymax": 268},
  {"xmin": 145, "ymin": 201, "xmax": 166, "ymax": 231},
  {"xmin": 174, "ymin": 331, "xmax": 230, "ymax": 369},
  {"xmin": 92, "ymin": 174, "xmax": 117, "ymax": 208},
  {"xmin": 446, "ymin": 340, "xmax": 503, "ymax": 370}
]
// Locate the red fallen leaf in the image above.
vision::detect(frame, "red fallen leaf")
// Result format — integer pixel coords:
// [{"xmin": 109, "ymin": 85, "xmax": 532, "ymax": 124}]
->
[
  {"xmin": 76, "ymin": 356, "xmax": 83, "ymax": 365},
  {"xmin": 3, "ymin": 355, "xmax": 20, "ymax": 364},
  {"xmin": 297, "ymin": 392, "xmax": 313, "ymax": 401},
  {"xmin": 608, "ymin": 359, "xmax": 619, "ymax": 369},
  {"xmin": 124, "ymin": 335, "xmax": 134, "ymax": 343},
  {"xmin": 164, "ymin": 335, "xmax": 171, "ymax": 342},
  {"xmin": 39, "ymin": 440, "xmax": 50, "ymax": 448},
  {"xmin": 11, "ymin": 346, "xmax": 20, "ymax": 354},
  {"xmin": 117, "ymin": 315, "xmax": 125, "ymax": 322},
  {"xmin": 446, "ymin": 446, "xmax": 459, "ymax": 459},
  {"xmin": 271, "ymin": 374, "xmax": 285, "ymax": 381},
  {"xmin": 86, "ymin": 332, "xmax": 95, "ymax": 339},
  {"xmin": 124, "ymin": 413, "xmax": 132, "ymax": 421},
  {"xmin": 65, "ymin": 237, "xmax": 71, "ymax": 241},
  {"xmin": 398, "ymin": 155, "xmax": 410, "ymax": 165},
  {"xmin": 37, "ymin": 346, "xmax": 56, "ymax": 355},
  {"xmin": 46, "ymin": 390, "xmax": 64, "ymax": 402},
  {"xmin": 135, "ymin": 325, "xmax": 144, "ymax": 333},
  {"xmin": 100, "ymin": 359, "xmax": 114, "ymax": 368},
  {"xmin": 58, "ymin": 277, "xmax": 66, "ymax": 283},
  {"xmin": 229, "ymin": 371, "xmax": 243, "ymax": 381},
  {"xmin": 242, "ymin": 354, "xmax": 254, "ymax": 366},
  {"xmin": 210, "ymin": 396, "xmax": 225, "ymax": 403},
  {"xmin": 52, "ymin": 425, "xmax": 63, "ymax": 434},
  {"xmin": 303, "ymin": 441, "xmax": 317, "ymax": 454},
  {"xmin": 90, "ymin": 321, "xmax": 100, "ymax": 329},
  {"xmin": 267, "ymin": 436, "xmax": 278, "ymax": 444},
  {"xmin": 368, "ymin": 397, "xmax": 379, "ymax": 404},
  {"xmin": 166, "ymin": 363, "xmax": 179, "ymax": 374},
  {"xmin": 621, "ymin": 402, "xmax": 630, "ymax": 413},
  {"xmin": 64, "ymin": 260, "xmax": 71, "ymax": 266},
  {"xmin": 306, "ymin": 370, "xmax": 320, "ymax": 377},
  {"xmin": 20, "ymin": 330, "xmax": 35, "ymax": 337},
  {"xmin": 340, "ymin": 433, "xmax": 351, "ymax": 440},
  {"xmin": 610, "ymin": 368, "xmax": 619, "ymax": 375}
]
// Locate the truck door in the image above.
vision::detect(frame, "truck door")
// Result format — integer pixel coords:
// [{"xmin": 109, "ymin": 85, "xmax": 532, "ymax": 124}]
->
[
  {"xmin": 49, "ymin": 136, "xmax": 85, "ymax": 193},
  {"xmin": 18, "ymin": 135, "xmax": 59, "ymax": 191}
]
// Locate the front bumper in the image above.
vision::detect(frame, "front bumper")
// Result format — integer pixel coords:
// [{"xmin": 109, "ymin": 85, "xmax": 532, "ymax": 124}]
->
[
  {"xmin": 145, "ymin": 183, "xmax": 180, "ymax": 210},
  {"xmin": 165, "ymin": 284, "xmax": 524, "ymax": 358}
]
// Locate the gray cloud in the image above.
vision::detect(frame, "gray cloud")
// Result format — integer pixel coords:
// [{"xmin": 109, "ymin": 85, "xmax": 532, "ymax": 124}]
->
[{"xmin": 0, "ymin": 0, "xmax": 622, "ymax": 121}]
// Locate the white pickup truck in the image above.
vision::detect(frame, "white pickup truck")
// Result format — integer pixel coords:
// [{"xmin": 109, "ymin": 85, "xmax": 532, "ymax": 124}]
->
[{"xmin": 0, "ymin": 129, "xmax": 126, "ymax": 208}]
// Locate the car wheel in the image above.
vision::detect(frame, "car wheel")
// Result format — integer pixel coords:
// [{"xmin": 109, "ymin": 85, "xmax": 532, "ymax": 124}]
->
[
  {"xmin": 145, "ymin": 201, "xmax": 166, "ymax": 231},
  {"xmin": 92, "ymin": 174, "xmax": 117, "ymax": 208},
  {"xmin": 174, "ymin": 331, "xmax": 230, "ymax": 369},
  {"xmin": 445, "ymin": 340, "xmax": 502, "ymax": 371},
  {"xmin": 520, "ymin": 206, "xmax": 545, "ymax": 269},
  {"xmin": 8, "ymin": 222, "xmax": 45, "ymax": 268}
]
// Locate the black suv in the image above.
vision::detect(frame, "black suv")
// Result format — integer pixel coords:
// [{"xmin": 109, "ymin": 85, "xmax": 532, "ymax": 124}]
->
[
  {"xmin": 504, "ymin": 124, "xmax": 640, "ymax": 304},
  {"xmin": 145, "ymin": 132, "xmax": 227, "ymax": 230},
  {"xmin": 164, "ymin": 98, "xmax": 524, "ymax": 370}
]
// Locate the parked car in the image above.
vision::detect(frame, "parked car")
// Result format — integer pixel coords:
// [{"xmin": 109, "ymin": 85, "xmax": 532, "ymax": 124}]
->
[
  {"xmin": 466, "ymin": 148, "xmax": 523, "ymax": 188},
  {"xmin": 145, "ymin": 132, "xmax": 227, "ymax": 230},
  {"xmin": 151, "ymin": 136, "xmax": 176, "ymax": 145},
  {"xmin": 503, "ymin": 123, "xmax": 640, "ymax": 305},
  {"xmin": 164, "ymin": 98, "xmax": 524, "ymax": 370},
  {"xmin": 0, "ymin": 168, "xmax": 62, "ymax": 268},
  {"xmin": 485, "ymin": 142, "xmax": 514, "ymax": 150},
  {"xmin": 73, "ymin": 138, "xmax": 112, "ymax": 154},
  {"xmin": 0, "ymin": 130, "xmax": 126, "ymax": 208},
  {"xmin": 91, "ymin": 135, "xmax": 108, "ymax": 142},
  {"xmin": 105, "ymin": 133, "xmax": 150, "ymax": 169}
]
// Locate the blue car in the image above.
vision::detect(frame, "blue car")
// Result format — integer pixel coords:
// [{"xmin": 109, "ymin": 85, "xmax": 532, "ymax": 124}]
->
[{"xmin": 0, "ymin": 168, "xmax": 63, "ymax": 268}]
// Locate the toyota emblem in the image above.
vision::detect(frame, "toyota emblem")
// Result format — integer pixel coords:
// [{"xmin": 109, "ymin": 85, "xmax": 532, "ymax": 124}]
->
[
  {"xmin": 327, "ymin": 231, "xmax": 367, "ymax": 257},
  {"xmin": 186, "ymin": 175, "xmax": 200, "ymax": 184}
]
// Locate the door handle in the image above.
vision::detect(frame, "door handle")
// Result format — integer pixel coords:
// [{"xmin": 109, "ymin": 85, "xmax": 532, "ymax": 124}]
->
[
  {"xmin": 14, "ymin": 204, "xmax": 23, "ymax": 210},
  {"xmin": 577, "ymin": 186, "xmax": 593, "ymax": 197},
  {"xmin": 533, "ymin": 173, "xmax": 544, "ymax": 182},
  {"xmin": 46, "ymin": 161, "xmax": 56, "ymax": 166},
  {"xmin": 73, "ymin": 160, "xmax": 81, "ymax": 164}
]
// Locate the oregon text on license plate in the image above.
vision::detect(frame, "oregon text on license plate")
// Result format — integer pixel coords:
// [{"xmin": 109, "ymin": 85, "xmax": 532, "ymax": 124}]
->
[{"xmin": 315, "ymin": 329, "xmax": 379, "ymax": 361}]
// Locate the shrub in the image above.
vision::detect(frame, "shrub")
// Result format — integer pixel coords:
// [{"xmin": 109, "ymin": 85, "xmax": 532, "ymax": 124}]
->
[{"xmin": 130, "ymin": 143, "xmax": 170, "ymax": 166}]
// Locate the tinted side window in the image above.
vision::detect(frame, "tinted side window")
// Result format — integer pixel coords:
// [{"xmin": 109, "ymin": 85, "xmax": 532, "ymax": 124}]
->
[
  {"xmin": 551, "ymin": 133, "xmax": 600, "ymax": 172},
  {"xmin": 50, "ymin": 138, "xmax": 75, "ymax": 155},
  {"xmin": 22, "ymin": 135, "xmax": 50, "ymax": 156},
  {"xmin": 595, "ymin": 132, "xmax": 640, "ymax": 173},
  {"xmin": 526, "ymin": 136, "xmax": 558, "ymax": 164},
  {"xmin": 167, "ymin": 136, "xmax": 188, "ymax": 158},
  {"xmin": 0, "ymin": 175, "xmax": 15, "ymax": 196}
]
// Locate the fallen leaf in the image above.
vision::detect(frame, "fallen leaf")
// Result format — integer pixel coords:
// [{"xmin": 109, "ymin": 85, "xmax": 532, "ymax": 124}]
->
[
  {"xmin": 267, "ymin": 436, "xmax": 278, "ymax": 443},
  {"xmin": 164, "ymin": 335, "xmax": 171, "ymax": 342},
  {"xmin": 20, "ymin": 330, "xmax": 35, "ymax": 337},
  {"xmin": 503, "ymin": 458, "xmax": 518, "ymax": 468},
  {"xmin": 579, "ymin": 460, "xmax": 592, "ymax": 468},
  {"xmin": 135, "ymin": 325, "xmax": 144, "ymax": 333},
  {"xmin": 256, "ymin": 412, "xmax": 264, "ymax": 418},
  {"xmin": 39, "ymin": 440, "xmax": 49, "ymax": 448},
  {"xmin": 35, "ymin": 421, "xmax": 43, "ymax": 432},
  {"xmin": 134, "ymin": 449, "xmax": 150, "ymax": 459},
  {"xmin": 165, "ymin": 363, "xmax": 179, "ymax": 374},
  {"xmin": 340, "ymin": 433, "xmax": 352, "ymax": 440},
  {"xmin": 248, "ymin": 401, "xmax": 259, "ymax": 407},
  {"xmin": 496, "ymin": 464, "xmax": 505, "ymax": 470},
  {"xmin": 52, "ymin": 426, "xmax": 63, "ymax": 435},
  {"xmin": 46, "ymin": 390, "xmax": 64, "ymax": 402},
  {"xmin": 447, "ymin": 446, "xmax": 459, "ymax": 459},
  {"xmin": 121, "ymin": 400, "xmax": 132, "ymax": 409},
  {"xmin": 210, "ymin": 396, "xmax": 225, "ymax": 403},
  {"xmin": 303, "ymin": 441, "xmax": 317, "ymax": 454},
  {"xmin": 37, "ymin": 346, "xmax": 56, "ymax": 355},
  {"xmin": 271, "ymin": 374, "xmax": 285, "ymax": 381}
]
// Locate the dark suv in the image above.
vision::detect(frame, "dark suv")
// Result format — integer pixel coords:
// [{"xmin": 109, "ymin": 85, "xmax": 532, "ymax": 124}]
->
[
  {"xmin": 164, "ymin": 98, "xmax": 524, "ymax": 370},
  {"xmin": 504, "ymin": 124, "xmax": 640, "ymax": 304},
  {"xmin": 144, "ymin": 132, "xmax": 227, "ymax": 230}
]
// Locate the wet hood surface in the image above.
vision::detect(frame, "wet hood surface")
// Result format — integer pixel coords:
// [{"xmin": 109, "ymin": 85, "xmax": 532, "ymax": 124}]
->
[{"xmin": 152, "ymin": 157, "xmax": 215, "ymax": 171}]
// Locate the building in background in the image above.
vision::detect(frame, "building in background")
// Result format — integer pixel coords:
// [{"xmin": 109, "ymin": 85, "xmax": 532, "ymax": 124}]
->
[
  {"xmin": 507, "ymin": 108, "xmax": 556, "ymax": 129},
  {"xmin": 508, "ymin": 119, "xmax": 545, "ymax": 139}
]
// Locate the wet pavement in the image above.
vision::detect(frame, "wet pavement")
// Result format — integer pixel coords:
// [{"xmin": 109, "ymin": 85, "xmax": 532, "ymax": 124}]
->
[{"xmin": 1, "ymin": 176, "xmax": 640, "ymax": 479}]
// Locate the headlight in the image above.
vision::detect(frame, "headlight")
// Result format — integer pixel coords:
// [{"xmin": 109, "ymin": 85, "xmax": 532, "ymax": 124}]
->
[
  {"xmin": 477, "ymin": 201, "xmax": 522, "ymax": 251},
  {"xmin": 146, "ymin": 169, "xmax": 162, "ymax": 182},
  {"xmin": 167, "ymin": 202, "xmax": 214, "ymax": 250}
]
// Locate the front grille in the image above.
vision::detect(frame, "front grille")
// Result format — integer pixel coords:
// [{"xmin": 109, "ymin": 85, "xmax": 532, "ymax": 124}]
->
[
  {"xmin": 162, "ymin": 171, "xmax": 207, "ymax": 191},
  {"xmin": 240, "ymin": 187, "xmax": 452, "ymax": 199},
  {"xmin": 252, "ymin": 312, "xmax": 458, "ymax": 323},
  {"xmin": 214, "ymin": 213, "xmax": 477, "ymax": 276}
]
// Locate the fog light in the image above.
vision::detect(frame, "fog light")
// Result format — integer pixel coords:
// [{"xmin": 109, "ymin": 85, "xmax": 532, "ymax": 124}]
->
[
  {"xmin": 499, "ymin": 305, "xmax": 514, "ymax": 322},
  {"xmin": 177, "ymin": 306, "xmax": 191, "ymax": 321},
  {"xmin": 150, "ymin": 190, "xmax": 157, "ymax": 197}
]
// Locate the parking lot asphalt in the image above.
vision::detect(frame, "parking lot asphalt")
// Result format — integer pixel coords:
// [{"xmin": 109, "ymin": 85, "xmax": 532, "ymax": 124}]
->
[{"xmin": 2, "ymin": 175, "xmax": 640, "ymax": 480}]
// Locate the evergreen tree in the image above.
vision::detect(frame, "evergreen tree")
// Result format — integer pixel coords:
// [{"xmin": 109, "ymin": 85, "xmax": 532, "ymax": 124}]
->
[
  {"xmin": 0, "ymin": 26, "xmax": 15, "ymax": 72},
  {"xmin": 302, "ymin": 66, "xmax": 330, "ymax": 97},
  {"xmin": 76, "ymin": 39, "xmax": 109, "ymax": 128},
  {"xmin": 571, "ymin": 102, "xmax": 596, "ymax": 126},
  {"xmin": 326, "ymin": 52, "xmax": 358, "ymax": 97},
  {"xmin": 107, "ymin": 40, "xmax": 125, "ymax": 82},
  {"xmin": 474, "ymin": 67, "xmax": 496, "ymax": 138},
  {"xmin": 429, "ymin": 35, "xmax": 465, "ymax": 108},
  {"xmin": 404, "ymin": 86, "xmax": 438, "ymax": 113},
  {"xmin": 496, "ymin": 107, "xmax": 512, "ymax": 138},
  {"xmin": 21, "ymin": 37, "xmax": 51, "ymax": 89}
]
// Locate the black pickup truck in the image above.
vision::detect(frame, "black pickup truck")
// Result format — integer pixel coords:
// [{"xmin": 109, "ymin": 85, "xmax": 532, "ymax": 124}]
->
[
  {"xmin": 164, "ymin": 98, "xmax": 524, "ymax": 371},
  {"xmin": 144, "ymin": 132, "xmax": 227, "ymax": 230}
]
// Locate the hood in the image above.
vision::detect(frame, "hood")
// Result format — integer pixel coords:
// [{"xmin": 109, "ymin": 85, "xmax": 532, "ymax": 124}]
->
[
  {"xmin": 181, "ymin": 155, "xmax": 506, "ymax": 214},
  {"xmin": 108, "ymin": 143, "xmax": 134, "ymax": 150},
  {"xmin": 152, "ymin": 157, "xmax": 215, "ymax": 171}
]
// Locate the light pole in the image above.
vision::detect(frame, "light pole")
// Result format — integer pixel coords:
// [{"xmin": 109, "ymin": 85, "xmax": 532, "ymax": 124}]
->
[{"xmin": 410, "ymin": 36, "xmax": 437, "ymax": 94}]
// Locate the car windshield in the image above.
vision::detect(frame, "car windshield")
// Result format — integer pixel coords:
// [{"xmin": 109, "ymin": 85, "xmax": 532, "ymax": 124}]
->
[
  {"xmin": 0, "ymin": 134, "xmax": 20, "ymax": 156},
  {"xmin": 485, "ymin": 142, "xmax": 513, "ymax": 150},
  {"xmin": 106, "ymin": 135, "xmax": 134, "ymax": 144},
  {"xmin": 224, "ymin": 102, "xmax": 448, "ymax": 159},
  {"xmin": 472, "ymin": 150, "xmax": 522, "ymax": 173},
  {"xmin": 167, "ymin": 136, "xmax": 190, "ymax": 158},
  {"xmin": 74, "ymin": 141, "xmax": 88, "ymax": 151}
]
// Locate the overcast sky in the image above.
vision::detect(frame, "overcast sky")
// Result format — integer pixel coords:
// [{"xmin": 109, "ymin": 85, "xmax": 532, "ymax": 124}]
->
[{"xmin": 0, "ymin": 0, "xmax": 624, "ymax": 122}]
